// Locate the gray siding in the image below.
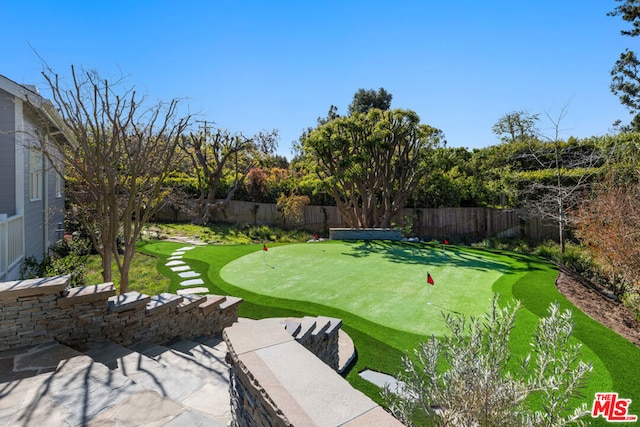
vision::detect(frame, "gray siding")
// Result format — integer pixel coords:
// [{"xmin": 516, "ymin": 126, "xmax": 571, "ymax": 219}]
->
[
  {"xmin": 47, "ymin": 163, "xmax": 65, "ymax": 244},
  {"xmin": 0, "ymin": 89, "xmax": 16, "ymax": 216},
  {"xmin": 22, "ymin": 110, "xmax": 45, "ymax": 261}
]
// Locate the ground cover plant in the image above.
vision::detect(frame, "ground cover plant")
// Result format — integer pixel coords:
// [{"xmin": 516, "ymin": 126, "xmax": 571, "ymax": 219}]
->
[{"xmin": 138, "ymin": 239, "xmax": 640, "ymax": 425}]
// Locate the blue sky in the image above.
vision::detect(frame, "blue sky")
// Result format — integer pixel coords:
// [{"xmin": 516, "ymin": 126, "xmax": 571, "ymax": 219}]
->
[{"xmin": 1, "ymin": 1, "xmax": 633, "ymax": 158}]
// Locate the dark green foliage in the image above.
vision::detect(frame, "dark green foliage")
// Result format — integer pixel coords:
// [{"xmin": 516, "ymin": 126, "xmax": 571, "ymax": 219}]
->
[
  {"xmin": 20, "ymin": 237, "xmax": 90, "ymax": 287},
  {"xmin": 609, "ymin": 0, "xmax": 640, "ymax": 37},
  {"xmin": 347, "ymin": 87, "xmax": 393, "ymax": 115},
  {"xmin": 610, "ymin": 0, "xmax": 640, "ymax": 128}
]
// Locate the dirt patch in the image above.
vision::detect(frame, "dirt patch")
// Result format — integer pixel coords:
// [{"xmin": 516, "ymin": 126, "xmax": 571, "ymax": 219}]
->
[{"xmin": 556, "ymin": 267, "xmax": 640, "ymax": 348}]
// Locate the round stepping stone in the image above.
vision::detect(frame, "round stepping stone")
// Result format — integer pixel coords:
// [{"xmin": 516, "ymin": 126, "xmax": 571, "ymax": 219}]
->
[{"xmin": 180, "ymin": 279, "xmax": 205, "ymax": 286}]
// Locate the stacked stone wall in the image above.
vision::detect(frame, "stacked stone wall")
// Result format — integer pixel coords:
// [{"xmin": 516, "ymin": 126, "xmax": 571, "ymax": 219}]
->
[{"xmin": 0, "ymin": 276, "xmax": 241, "ymax": 352}]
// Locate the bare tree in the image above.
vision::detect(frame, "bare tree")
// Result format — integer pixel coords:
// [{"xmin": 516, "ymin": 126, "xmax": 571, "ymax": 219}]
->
[
  {"xmin": 512, "ymin": 106, "xmax": 607, "ymax": 252},
  {"xmin": 32, "ymin": 66, "xmax": 190, "ymax": 293},
  {"xmin": 180, "ymin": 123, "xmax": 277, "ymax": 224}
]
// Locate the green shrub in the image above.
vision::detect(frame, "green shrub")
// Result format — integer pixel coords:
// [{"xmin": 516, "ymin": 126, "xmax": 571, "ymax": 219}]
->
[
  {"xmin": 20, "ymin": 238, "xmax": 88, "ymax": 287},
  {"xmin": 383, "ymin": 297, "xmax": 592, "ymax": 426}
]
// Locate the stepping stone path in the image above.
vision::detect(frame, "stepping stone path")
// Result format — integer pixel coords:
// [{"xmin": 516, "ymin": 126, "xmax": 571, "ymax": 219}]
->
[
  {"xmin": 358, "ymin": 369, "xmax": 408, "ymax": 397},
  {"xmin": 179, "ymin": 271, "xmax": 200, "ymax": 278},
  {"xmin": 181, "ymin": 279, "xmax": 205, "ymax": 286},
  {"xmin": 163, "ymin": 246, "xmax": 207, "ymax": 288}
]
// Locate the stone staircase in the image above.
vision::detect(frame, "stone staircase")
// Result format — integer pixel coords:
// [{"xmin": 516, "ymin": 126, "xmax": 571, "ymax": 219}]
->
[
  {"xmin": 0, "ymin": 337, "xmax": 233, "ymax": 426},
  {"xmin": 0, "ymin": 315, "xmax": 356, "ymax": 426}
]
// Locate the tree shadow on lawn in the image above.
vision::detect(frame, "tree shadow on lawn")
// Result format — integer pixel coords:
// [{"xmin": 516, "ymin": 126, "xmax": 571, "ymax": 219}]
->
[{"xmin": 341, "ymin": 240, "xmax": 528, "ymax": 275}]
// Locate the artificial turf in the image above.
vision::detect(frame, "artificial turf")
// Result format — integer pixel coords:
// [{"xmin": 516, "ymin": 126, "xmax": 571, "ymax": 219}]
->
[{"xmin": 139, "ymin": 239, "xmax": 640, "ymax": 424}]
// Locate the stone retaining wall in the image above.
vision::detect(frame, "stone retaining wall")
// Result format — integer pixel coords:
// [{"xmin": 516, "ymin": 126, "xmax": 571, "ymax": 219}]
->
[
  {"xmin": 329, "ymin": 228, "xmax": 403, "ymax": 241},
  {"xmin": 224, "ymin": 319, "xmax": 403, "ymax": 427},
  {"xmin": 0, "ymin": 276, "xmax": 242, "ymax": 352}
]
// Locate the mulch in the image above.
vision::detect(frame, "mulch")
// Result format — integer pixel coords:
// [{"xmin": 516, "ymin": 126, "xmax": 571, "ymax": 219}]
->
[{"xmin": 555, "ymin": 266, "xmax": 640, "ymax": 348}]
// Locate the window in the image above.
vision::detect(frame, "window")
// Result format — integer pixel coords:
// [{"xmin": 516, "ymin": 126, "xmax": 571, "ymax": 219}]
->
[
  {"xmin": 55, "ymin": 162, "xmax": 63, "ymax": 198},
  {"xmin": 30, "ymin": 148, "xmax": 43, "ymax": 201}
]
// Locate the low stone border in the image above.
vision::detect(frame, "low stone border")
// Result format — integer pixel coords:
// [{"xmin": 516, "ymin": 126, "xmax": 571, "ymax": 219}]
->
[
  {"xmin": 330, "ymin": 228, "xmax": 403, "ymax": 241},
  {"xmin": 224, "ymin": 318, "xmax": 403, "ymax": 426}
]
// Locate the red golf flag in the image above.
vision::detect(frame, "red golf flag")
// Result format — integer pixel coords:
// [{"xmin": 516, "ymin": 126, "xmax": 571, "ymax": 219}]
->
[
  {"xmin": 263, "ymin": 244, "xmax": 268, "ymax": 252},
  {"xmin": 427, "ymin": 272, "xmax": 435, "ymax": 286},
  {"xmin": 314, "ymin": 233, "xmax": 319, "ymax": 240},
  {"xmin": 444, "ymin": 239, "xmax": 449, "ymax": 245}
]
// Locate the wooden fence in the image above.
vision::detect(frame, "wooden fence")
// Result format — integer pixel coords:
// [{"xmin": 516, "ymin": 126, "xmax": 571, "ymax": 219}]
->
[{"xmin": 155, "ymin": 200, "xmax": 559, "ymax": 242}]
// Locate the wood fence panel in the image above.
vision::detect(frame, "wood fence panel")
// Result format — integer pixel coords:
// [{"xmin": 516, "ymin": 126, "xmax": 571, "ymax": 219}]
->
[{"xmin": 156, "ymin": 199, "xmax": 559, "ymax": 242}]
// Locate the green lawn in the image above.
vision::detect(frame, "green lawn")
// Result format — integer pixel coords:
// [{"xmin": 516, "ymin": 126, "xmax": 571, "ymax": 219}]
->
[
  {"xmin": 220, "ymin": 241, "xmax": 506, "ymax": 336},
  {"xmin": 139, "ymin": 239, "xmax": 640, "ymax": 424}
]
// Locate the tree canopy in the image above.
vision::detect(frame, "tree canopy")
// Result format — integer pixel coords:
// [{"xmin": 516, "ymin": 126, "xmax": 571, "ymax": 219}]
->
[
  {"xmin": 347, "ymin": 87, "xmax": 393, "ymax": 115},
  {"xmin": 610, "ymin": 0, "xmax": 640, "ymax": 130},
  {"xmin": 300, "ymin": 108, "xmax": 444, "ymax": 228}
]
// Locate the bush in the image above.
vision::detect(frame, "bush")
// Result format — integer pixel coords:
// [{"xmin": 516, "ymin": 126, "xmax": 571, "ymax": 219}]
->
[
  {"xmin": 20, "ymin": 238, "xmax": 89, "ymax": 287},
  {"xmin": 383, "ymin": 296, "xmax": 592, "ymax": 426},
  {"xmin": 276, "ymin": 193, "xmax": 310, "ymax": 227}
]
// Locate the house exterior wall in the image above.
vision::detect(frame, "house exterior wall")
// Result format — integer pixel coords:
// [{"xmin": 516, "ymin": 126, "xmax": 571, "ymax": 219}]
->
[
  {"xmin": 47, "ymin": 159, "xmax": 65, "ymax": 244},
  {"xmin": 0, "ymin": 89, "xmax": 16, "ymax": 216},
  {"xmin": 22, "ymin": 108, "xmax": 46, "ymax": 261}
]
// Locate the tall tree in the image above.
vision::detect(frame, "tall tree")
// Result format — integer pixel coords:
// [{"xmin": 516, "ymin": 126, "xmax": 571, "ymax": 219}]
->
[
  {"xmin": 347, "ymin": 87, "xmax": 393, "ymax": 115},
  {"xmin": 36, "ymin": 66, "xmax": 190, "ymax": 293},
  {"xmin": 610, "ymin": 0, "xmax": 640, "ymax": 129},
  {"xmin": 301, "ymin": 108, "xmax": 444, "ymax": 228},
  {"xmin": 180, "ymin": 124, "xmax": 278, "ymax": 224},
  {"xmin": 492, "ymin": 110, "xmax": 540, "ymax": 143}
]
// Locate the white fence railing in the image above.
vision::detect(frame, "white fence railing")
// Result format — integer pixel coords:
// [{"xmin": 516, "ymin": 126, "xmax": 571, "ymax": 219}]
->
[{"xmin": 0, "ymin": 214, "xmax": 24, "ymax": 280}]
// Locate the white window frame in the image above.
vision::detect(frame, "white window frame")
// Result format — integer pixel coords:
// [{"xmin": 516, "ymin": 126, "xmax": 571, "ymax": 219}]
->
[{"xmin": 29, "ymin": 148, "xmax": 43, "ymax": 201}]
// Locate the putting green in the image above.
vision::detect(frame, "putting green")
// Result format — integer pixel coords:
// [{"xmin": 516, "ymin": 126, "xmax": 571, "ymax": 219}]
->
[{"xmin": 220, "ymin": 241, "xmax": 512, "ymax": 335}]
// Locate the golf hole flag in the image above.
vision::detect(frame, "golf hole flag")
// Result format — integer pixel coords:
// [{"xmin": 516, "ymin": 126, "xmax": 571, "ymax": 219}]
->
[
  {"xmin": 263, "ymin": 244, "xmax": 268, "ymax": 252},
  {"xmin": 427, "ymin": 272, "xmax": 435, "ymax": 286}
]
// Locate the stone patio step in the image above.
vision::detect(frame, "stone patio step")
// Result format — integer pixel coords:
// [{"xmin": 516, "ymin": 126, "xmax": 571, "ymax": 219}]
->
[
  {"xmin": 86, "ymin": 341, "xmax": 206, "ymax": 403},
  {"xmin": 130, "ymin": 339, "xmax": 231, "ymax": 423},
  {"xmin": 167, "ymin": 337, "xmax": 228, "ymax": 370},
  {"xmin": 132, "ymin": 340, "xmax": 228, "ymax": 381},
  {"xmin": 3, "ymin": 353, "xmax": 146, "ymax": 426}
]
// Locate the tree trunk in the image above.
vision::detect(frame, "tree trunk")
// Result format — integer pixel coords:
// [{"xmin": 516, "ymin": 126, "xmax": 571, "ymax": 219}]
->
[
  {"xmin": 101, "ymin": 250, "xmax": 112, "ymax": 282},
  {"xmin": 119, "ymin": 245, "xmax": 135, "ymax": 295}
]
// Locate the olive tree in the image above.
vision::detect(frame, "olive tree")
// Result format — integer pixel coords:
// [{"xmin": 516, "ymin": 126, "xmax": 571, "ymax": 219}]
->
[{"xmin": 383, "ymin": 297, "xmax": 592, "ymax": 426}]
